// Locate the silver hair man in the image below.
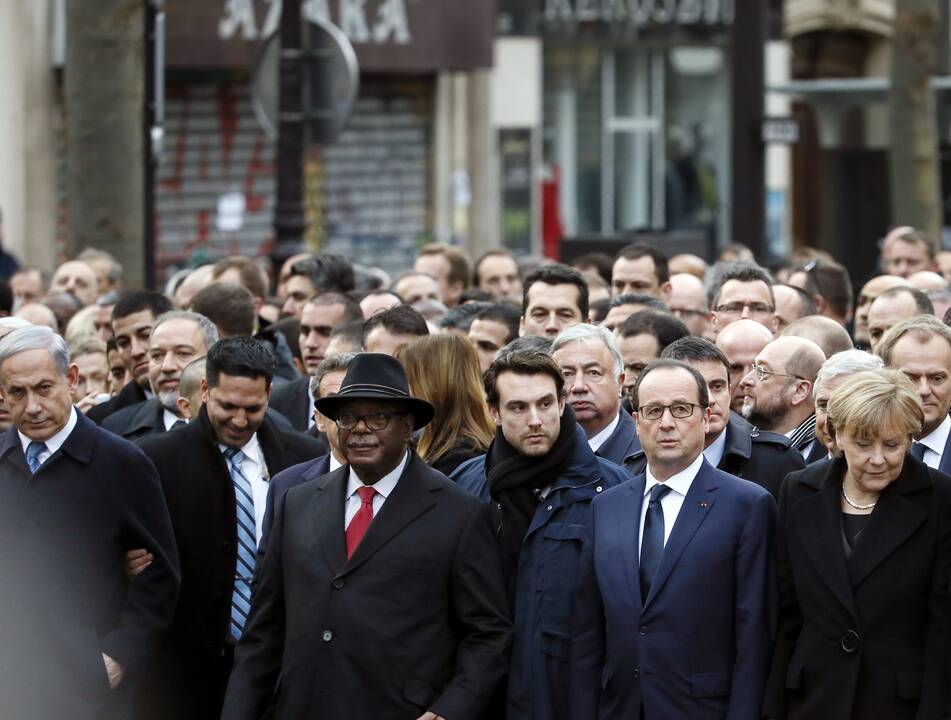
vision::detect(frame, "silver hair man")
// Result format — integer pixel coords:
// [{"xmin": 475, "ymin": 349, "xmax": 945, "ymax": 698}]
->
[{"xmin": 550, "ymin": 322, "xmax": 624, "ymax": 378}]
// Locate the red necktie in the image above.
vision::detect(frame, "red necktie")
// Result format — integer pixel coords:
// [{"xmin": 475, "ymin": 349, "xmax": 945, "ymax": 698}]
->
[{"xmin": 345, "ymin": 486, "xmax": 377, "ymax": 558}]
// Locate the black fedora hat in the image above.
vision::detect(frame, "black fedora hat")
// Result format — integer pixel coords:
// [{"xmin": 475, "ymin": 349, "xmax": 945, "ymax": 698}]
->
[{"xmin": 314, "ymin": 353, "xmax": 435, "ymax": 430}]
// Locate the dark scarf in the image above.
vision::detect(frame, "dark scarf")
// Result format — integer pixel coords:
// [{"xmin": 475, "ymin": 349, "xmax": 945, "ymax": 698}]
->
[{"xmin": 485, "ymin": 405, "xmax": 578, "ymax": 562}]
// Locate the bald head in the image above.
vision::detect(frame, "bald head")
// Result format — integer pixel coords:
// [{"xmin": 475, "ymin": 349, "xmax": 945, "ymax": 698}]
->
[
  {"xmin": 667, "ymin": 273, "xmax": 709, "ymax": 336},
  {"xmin": 855, "ymin": 274, "xmax": 911, "ymax": 345},
  {"xmin": 668, "ymin": 254, "xmax": 707, "ymax": 279},
  {"xmin": 868, "ymin": 286, "xmax": 934, "ymax": 353},
  {"xmin": 907, "ymin": 270, "xmax": 948, "ymax": 292},
  {"xmin": 766, "ymin": 336, "xmax": 826, "ymax": 385},
  {"xmin": 781, "ymin": 315, "xmax": 853, "ymax": 358},
  {"xmin": 715, "ymin": 318, "xmax": 773, "ymax": 412}
]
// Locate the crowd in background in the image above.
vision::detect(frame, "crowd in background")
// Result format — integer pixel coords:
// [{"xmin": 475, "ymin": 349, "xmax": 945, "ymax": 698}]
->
[{"xmin": 1, "ymin": 226, "xmax": 951, "ymax": 720}]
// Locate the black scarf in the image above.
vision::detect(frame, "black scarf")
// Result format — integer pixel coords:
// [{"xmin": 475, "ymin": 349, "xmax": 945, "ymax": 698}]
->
[{"xmin": 485, "ymin": 405, "xmax": 578, "ymax": 563}]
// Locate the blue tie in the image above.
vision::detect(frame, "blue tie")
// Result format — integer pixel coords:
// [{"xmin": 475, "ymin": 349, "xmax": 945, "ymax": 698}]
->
[
  {"xmin": 25, "ymin": 441, "xmax": 46, "ymax": 474},
  {"xmin": 224, "ymin": 448, "xmax": 256, "ymax": 640},
  {"xmin": 639, "ymin": 483, "xmax": 672, "ymax": 602},
  {"xmin": 910, "ymin": 443, "xmax": 927, "ymax": 462}
]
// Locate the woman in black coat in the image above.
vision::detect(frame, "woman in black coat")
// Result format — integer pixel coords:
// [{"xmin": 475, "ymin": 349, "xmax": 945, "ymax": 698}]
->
[{"xmin": 764, "ymin": 368, "xmax": 951, "ymax": 720}]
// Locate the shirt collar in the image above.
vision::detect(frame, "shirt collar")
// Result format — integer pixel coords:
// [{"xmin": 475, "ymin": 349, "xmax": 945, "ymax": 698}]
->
[
  {"xmin": 588, "ymin": 412, "xmax": 621, "ymax": 452},
  {"xmin": 645, "ymin": 451, "xmax": 704, "ymax": 499},
  {"xmin": 786, "ymin": 413, "xmax": 817, "ymax": 450},
  {"xmin": 919, "ymin": 414, "xmax": 951, "ymax": 455},
  {"xmin": 218, "ymin": 433, "xmax": 264, "ymax": 469},
  {"xmin": 329, "ymin": 454, "xmax": 343, "ymax": 472},
  {"xmin": 19, "ymin": 406, "xmax": 78, "ymax": 456},
  {"xmin": 162, "ymin": 408, "xmax": 182, "ymax": 431},
  {"xmin": 703, "ymin": 427, "xmax": 728, "ymax": 467},
  {"xmin": 347, "ymin": 450, "xmax": 409, "ymax": 501}
]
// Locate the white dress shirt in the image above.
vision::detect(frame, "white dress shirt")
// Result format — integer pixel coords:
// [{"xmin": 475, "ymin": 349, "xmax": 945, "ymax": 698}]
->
[
  {"xmin": 639, "ymin": 452, "xmax": 704, "ymax": 557},
  {"xmin": 588, "ymin": 412, "xmax": 621, "ymax": 452},
  {"xmin": 344, "ymin": 451, "xmax": 408, "ymax": 528},
  {"xmin": 329, "ymin": 454, "xmax": 343, "ymax": 473},
  {"xmin": 703, "ymin": 428, "xmax": 727, "ymax": 468},
  {"xmin": 18, "ymin": 406, "xmax": 78, "ymax": 467},
  {"xmin": 162, "ymin": 408, "xmax": 183, "ymax": 431},
  {"xmin": 917, "ymin": 414, "xmax": 951, "ymax": 469},
  {"xmin": 307, "ymin": 384, "xmax": 317, "ymax": 430},
  {"xmin": 219, "ymin": 434, "xmax": 269, "ymax": 545}
]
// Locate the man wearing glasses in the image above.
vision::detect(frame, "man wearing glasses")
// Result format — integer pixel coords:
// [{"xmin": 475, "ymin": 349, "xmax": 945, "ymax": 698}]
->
[
  {"xmin": 737, "ymin": 336, "xmax": 827, "ymax": 463},
  {"xmin": 572, "ymin": 358, "xmax": 777, "ymax": 720},
  {"xmin": 223, "ymin": 352, "xmax": 512, "ymax": 720},
  {"xmin": 708, "ymin": 261, "xmax": 779, "ymax": 335}
]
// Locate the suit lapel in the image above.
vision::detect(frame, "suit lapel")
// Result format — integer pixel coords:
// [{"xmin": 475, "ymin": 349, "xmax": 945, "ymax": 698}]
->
[
  {"xmin": 257, "ymin": 416, "xmax": 289, "ymax": 477},
  {"xmin": 938, "ymin": 424, "xmax": 951, "ymax": 474},
  {"xmin": 309, "ymin": 467, "xmax": 348, "ymax": 571},
  {"xmin": 792, "ymin": 463, "xmax": 857, "ymax": 619},
  {"xmin": 340, "ymin": 456, "xmax": 438, "ymax": 576},
  {"xmin": 644, "ymin": 463, "xmax": 718, "ymax": 609},
  {"xmin": 847, "ymin": 461, "xmax": 930, "ymax": 588}
]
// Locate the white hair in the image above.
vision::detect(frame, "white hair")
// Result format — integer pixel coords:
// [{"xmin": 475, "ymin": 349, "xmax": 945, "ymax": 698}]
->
[
  {"xmin": 0, "ymin": 326, "xmax": 70, "ymax": 375},
  {"xmin": 550, "ymin": 322, "xmax": 624, "ymax": 378},
  {"xmin": 813, "ymin": 349, "xmax": 884, "ymax": 400}
]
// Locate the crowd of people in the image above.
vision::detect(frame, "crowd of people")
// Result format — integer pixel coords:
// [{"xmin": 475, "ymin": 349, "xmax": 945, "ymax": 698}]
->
[{"xmin": 1, "ymin": 226, "xmax": 951, "ymax": 720}]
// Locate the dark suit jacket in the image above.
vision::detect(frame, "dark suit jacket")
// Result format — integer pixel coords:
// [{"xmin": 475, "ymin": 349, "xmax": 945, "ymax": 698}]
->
[
  {"xmin": 135, "ymin": 406, "xmax": 325, "ymax": 720},
  {"xmin": 0, "ymin": 412, "xmax": 180, "ymax": 720},
  {"xmin": 101, "ymin": 398, "xmax": 169, "ymax": 441},
  {"xmin": 259, "ymin": 453, "xmax": 331, "ymax": 554},
  {"xmin": 938, "ymin": 423, "xmax": 951, "ymax": 474},
  {"xmin": 803, "ymin": 439, "xmax": 829, "ymax": 465},
  {"xmin": 764, "ymin": 454, "xmax": 951, "ymax": 720},
  {"xmin": 268, "ymin": 376, "xmax": 311, "ymax": 433},
  {"xmin": 220, "ymin": 453, "xmax": 513, "ymax": 720},
  {"xmin": 87, "ymin": 380, "xmax": 148, "ymax": 425},
  {"xmin": 573, "ymin": 460, "xmax": 777, "ymax": 720},
  {"xmin": 625, "ymin": 413, "xmax": 805, "ymax": 497},
  {"xmin": 594, "ymin": 409, "xmax": 639, "ymax": 467}
]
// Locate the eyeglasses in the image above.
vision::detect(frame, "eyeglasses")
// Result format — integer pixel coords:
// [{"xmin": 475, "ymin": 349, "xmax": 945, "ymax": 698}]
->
[
  {"xmin": 714, "ymin": 302, "xmax": 774, "ymax": 316},
  {"xmin": 335, "ymin": 411, "xmax": 407, "ymax": 431},
  {"xmin": 637, "ymin": 403, "xmax": 704, "ymax": 421},
  {"xmin": 750, "ymin": 363, "xmax": 802, "ymax": 382}
]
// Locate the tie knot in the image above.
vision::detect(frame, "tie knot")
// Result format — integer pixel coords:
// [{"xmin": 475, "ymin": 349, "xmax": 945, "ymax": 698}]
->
[
  {"xmin": 25, "ymin": 441, "xmax": 46, "ymax": 460},
  {"xmin": 224, "ymin": 447, "xmax": 245, "ymax": 465},
  {"xmin": 649, "ymin": 483, "xmax": 672, "ymax": 504},
  {"xmin": 357, "ymin": 486, "xmax": 376, "ymax": 504}
]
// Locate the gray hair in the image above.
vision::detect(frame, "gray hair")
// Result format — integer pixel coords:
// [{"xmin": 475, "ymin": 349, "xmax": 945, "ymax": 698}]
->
[
  {"xmin": 550, "ymin": 322, "xmax": 624, "ymax": 378},
  {"xmin": 813, "ymin": 349, "xmax": 884, "ymax": 400},
  {"xmin": 152, "ymin": 310, "xmax": 219, "ymax": 351},
  {"xmin": 310, "ymin": 352, "xmax": 358, "ymax": 398},
  {"xmin": 0, "ymin": 326, "xmax": 71, "ymax": 376}
]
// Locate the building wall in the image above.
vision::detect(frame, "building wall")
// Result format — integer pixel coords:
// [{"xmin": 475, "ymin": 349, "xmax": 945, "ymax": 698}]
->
[{"xmin": 0, "ymin": 0, "xmax": 58, "ymax": 269}]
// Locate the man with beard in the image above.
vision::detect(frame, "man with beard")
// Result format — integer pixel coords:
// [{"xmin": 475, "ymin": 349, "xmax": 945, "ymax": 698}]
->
[
  {"xmin": 102, "ymin": 311, "xmax": 218, "ymax": 441},
  {"xmin": 625, "ymin": 336, "xmax": 804, "ymax": 496},
  {"xmin": 550, "ymin": 323, "xmax": 639, "ymax": 466},
  {"xmin": 737, "ymin": 336, "xmax": 826, "ymax": 463},
  {"xmin": 878, "ymin": 315, "xmax": 951, "ymax": 472},
  {"xmin": 453, "ymin": 350, "xmax": 629, "ymax": 720}
]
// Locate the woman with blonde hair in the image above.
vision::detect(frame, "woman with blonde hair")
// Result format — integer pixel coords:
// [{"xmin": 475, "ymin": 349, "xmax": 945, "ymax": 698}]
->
[
  {"xmin": 397, "ymin": 333, "xmax": 495, "ymax": 475},
  {"xmin": 765, "ymin": 368, "xmax": 951, "ymax": 720}
]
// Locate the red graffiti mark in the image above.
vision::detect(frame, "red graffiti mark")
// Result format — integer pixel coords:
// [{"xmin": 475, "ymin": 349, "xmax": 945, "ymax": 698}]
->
[
  {"xmin": 244, "ymin": 135, "xmax": 269, "ymax": 213},
  {"xmin": 218, "ymin": 83, "xmax": 238, "ymax": 171},
  {"xmin": 195, "ymin": 209, "xmax": 210, "ymax": 247},
  {"xmin": 160, "ymin": 87, "xmax": 190, "ymax": 193}
]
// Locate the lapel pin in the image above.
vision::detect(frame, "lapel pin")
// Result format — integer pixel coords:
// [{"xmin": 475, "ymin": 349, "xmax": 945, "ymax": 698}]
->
[{"xmin": 699, "ymin": 500, "xmax": 709, "ymax": 509}]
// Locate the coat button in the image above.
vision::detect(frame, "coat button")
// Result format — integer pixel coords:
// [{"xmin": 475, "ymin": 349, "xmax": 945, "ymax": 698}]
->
[
  {"xmin": 840, "ymin": 629, "xmax": 861, "ymax": 654},
  {"xmin": 639, "ymin": 625, "xmax": 647, "ymax": 636},
  {"xmin": 332, "ymin": 579, "xmax": 344, "ymax": 589},
  {"xmin": 322, "ymin": 630, "xmax": 333, "ymax": 642}
]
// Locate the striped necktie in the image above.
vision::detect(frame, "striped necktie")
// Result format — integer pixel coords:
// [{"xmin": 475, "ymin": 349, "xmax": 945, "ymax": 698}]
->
[{"xmin": 224, "ymin": 447, "xmax": 256, "ymax": 640}]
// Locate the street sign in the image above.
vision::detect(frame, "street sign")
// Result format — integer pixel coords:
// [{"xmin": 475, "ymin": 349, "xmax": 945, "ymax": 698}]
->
[
  {"xmin": 762, "ymin": 117, "xmax": 800, "ymax": 145},
  {"xmin": 251, "ymin": 17, "xmax": 359, "ymax": 145}
]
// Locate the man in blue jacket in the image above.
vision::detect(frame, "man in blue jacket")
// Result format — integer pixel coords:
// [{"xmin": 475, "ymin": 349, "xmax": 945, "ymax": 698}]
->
[
  {"xmin": 453, "ymin": 349, "xmax": 629, "ymax": 720},
  {"xmin": 572, "ymin": 358, "xmax": 776, "ymax": 720}
]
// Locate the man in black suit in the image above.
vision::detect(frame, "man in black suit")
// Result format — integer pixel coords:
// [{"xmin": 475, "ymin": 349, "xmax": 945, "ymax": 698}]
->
[
  {"xmin": 269, "ymin": 292, "xmax": 362, "ymax": 433},
  {"xmin": 88, "ymin": 291, "xmax": 173, "ymax": 424},
  {"xmin": 221, "ymin": 353, "xmax": 512, "ymax": 720},
  {"xmin": 102, "ymin": 310, "xmax": 218, "ymax": 441},
  {"xmin": 260, "ymin": 351, "xmax": 355, "ymax": 552},
  {"xmin": 0, "ymin": 326, "xmax": 180, "ymax": 720},
  {"xmin": 625, "ymin": 336, "xmax": 806, "ymax": 496},
  {"xmin": 135, "ymin": 337, "xmax": 325, "ymax": 720}
]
